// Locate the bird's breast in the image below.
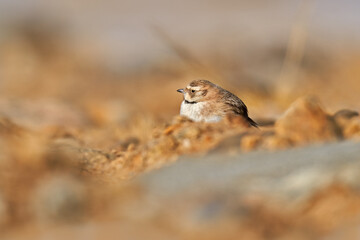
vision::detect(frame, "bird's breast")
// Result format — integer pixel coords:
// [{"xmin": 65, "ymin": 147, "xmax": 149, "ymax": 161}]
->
[{"xmin": 180, "ymin": 101, "xmax": 222, "ymax": 122}]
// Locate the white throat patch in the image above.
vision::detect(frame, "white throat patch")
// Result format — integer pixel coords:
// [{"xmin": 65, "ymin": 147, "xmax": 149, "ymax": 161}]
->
[{"xmin": 179, "ymin": 101, "xmax": 222, "ymax": 122}]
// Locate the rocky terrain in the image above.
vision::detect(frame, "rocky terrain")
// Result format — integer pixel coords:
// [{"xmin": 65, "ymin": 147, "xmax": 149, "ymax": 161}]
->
[
  {"xmin": 0, "ymin": 3, "xmax": 360, "ymax": 238},
  {"xmin": 0, "ymin": 93, "xmax": 360, "ymax": 239}
]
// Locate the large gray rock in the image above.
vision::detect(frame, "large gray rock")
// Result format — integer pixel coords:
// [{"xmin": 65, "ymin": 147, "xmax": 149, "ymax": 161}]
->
[
  {"xmin": 139, "ymin": 140, "xmax": 360, "ymax": 199},
  {"xmin": 122, "ymin": 140, "xmax": 360, "ymax": 239}
]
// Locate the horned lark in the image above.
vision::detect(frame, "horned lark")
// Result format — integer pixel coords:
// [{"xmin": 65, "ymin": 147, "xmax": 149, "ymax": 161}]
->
[{"xmin": 177, "ymin": 79, "xmax": 258, "ymax": 127}]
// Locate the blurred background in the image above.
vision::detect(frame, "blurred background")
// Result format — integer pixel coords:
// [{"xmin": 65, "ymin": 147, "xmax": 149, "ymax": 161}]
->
[
  {"xmin": 0, "ymin": 0, "xmax": 359, "ymax": 126},
  {"xmin": 1, "ymin": 0, "xmax": 360, "ymax": 239}
]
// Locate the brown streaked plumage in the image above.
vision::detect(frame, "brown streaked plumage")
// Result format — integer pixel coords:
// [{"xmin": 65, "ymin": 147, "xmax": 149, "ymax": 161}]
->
[{"xmin": 177, "ymin": 79, "xmax": 258, "ymax": 127}]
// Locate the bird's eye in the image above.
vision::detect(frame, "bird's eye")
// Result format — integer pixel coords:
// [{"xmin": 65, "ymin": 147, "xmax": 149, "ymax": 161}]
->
[{"xmin": 191, "ymin": 90, "xmax": 195, "ymax": 93}]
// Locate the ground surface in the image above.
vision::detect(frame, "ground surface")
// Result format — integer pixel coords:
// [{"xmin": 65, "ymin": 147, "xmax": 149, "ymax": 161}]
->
[{"xmin": 0, "ymin": 4, "xmax": 360, "ymax": 238}]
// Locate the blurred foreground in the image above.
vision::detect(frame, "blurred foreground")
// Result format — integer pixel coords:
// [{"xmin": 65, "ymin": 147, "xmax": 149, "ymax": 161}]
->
[{"xmin": 0, "ymin": 94, "xmax": 360, "ymax": 239}]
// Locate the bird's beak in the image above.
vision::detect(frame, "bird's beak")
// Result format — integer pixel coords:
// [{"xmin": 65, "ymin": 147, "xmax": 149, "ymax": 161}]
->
[{"xmin": 177, "ymin": 89, "xmax": 184, "ymax": 93}]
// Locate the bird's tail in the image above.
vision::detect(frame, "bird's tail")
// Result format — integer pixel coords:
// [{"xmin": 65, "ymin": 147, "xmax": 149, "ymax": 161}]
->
[{"xmin": 247, "ymin": 116, "xmax": 259, "ymax": 128}]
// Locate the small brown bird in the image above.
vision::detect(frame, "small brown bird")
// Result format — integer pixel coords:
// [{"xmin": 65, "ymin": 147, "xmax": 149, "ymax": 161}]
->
[{"xmin": 177, "ymin": 79, "xmax": 258, "ymax": 127}]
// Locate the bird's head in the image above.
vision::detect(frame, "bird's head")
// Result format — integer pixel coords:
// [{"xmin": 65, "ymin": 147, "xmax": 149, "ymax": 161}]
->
[{"xmin": 177, "ymin": 79, "xmax": 217, "ymax": 103}]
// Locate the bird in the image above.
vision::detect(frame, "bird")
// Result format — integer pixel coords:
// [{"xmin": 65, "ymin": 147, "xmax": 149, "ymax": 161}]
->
[{"xmin": 177, "ymin": 79, "xmax": 258, "ymax": 127}]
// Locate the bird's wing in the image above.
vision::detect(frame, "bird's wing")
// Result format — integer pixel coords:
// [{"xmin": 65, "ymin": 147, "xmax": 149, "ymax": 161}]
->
[{"xmin": 222, "ymin": 92, "xmax": 249, "ymax": 116}]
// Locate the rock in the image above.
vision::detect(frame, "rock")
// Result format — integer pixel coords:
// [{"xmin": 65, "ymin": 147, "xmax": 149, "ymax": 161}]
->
[
  {"xmin": 139, "ymin": 141, "xmax": 360, "ymax": 199},
  {"xmin": 240, "ymin": 134, "xmax": 263, "ymax": 151},
  {"xmin": 125, "ymin": 141, "xmax": 360, "ymax": 239},
  {"xmin": 275, "ymin": 96, "xmax": 342, "ymax": 144},
  {"xmin": 333, "ymin": 109, "xmax": 360, "ymax": 139},
  {"xmin": 262, "ymin": 135, "xmax": 294, "ymax": 150},
  {"xmin": 212, "ymin": 131, "xmax": 264, "ymax": 154},
  {"xmin": 32, "ymin": 175, "xmax": 86, "ymax": 222},
  {"xmin": 210, "ymin": 134, "xmax": 244, "ymax": 154},
  {"xmin": 46, "ymin": 138, "xmax": 83, "ymax": 171},
  {"xmin": 342, "ymin": 118, "xmax": 360, "ymax": 139},
  {"xmin": 300, "ymin": 184, "xmax": 360, "ymax": 233}
]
